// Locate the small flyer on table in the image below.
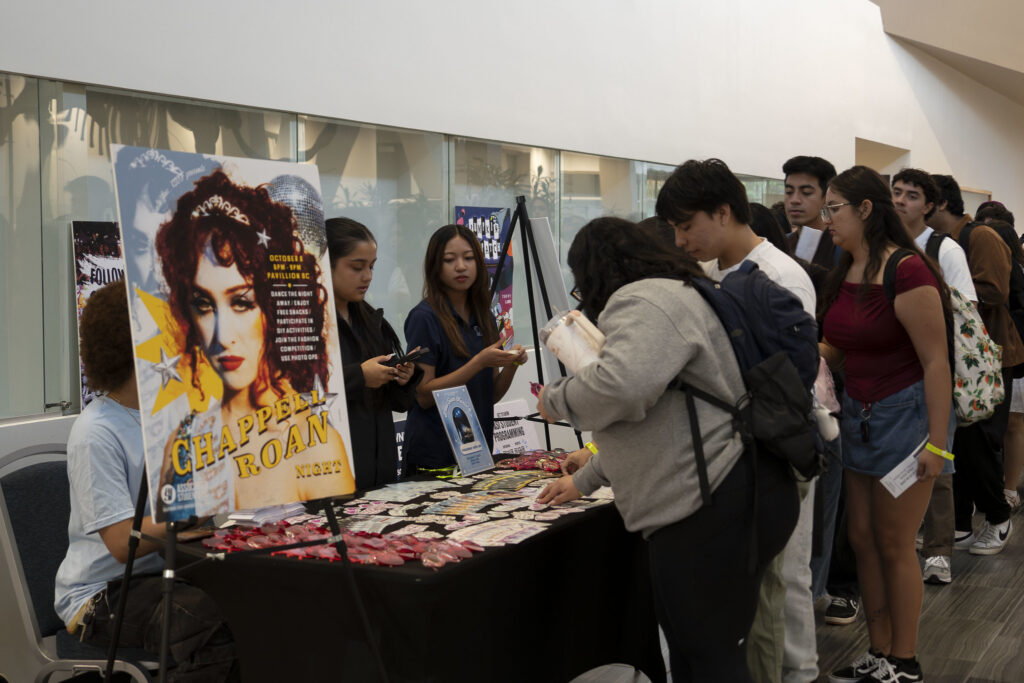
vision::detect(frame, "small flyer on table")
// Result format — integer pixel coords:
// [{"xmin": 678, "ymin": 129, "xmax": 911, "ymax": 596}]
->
[
  {"xmin": 111, "ymin": 145, "xmax": 355, "ymax": 522},
  {"xmin": 432, "ymin": 386, "xmax": 494, "ymax": 476}
]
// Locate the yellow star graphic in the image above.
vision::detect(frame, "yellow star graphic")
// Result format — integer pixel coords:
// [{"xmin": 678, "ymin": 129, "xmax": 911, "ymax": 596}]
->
[{"xmin": 134, "ymin": 287, "xmax": 222, "ymax": 415}]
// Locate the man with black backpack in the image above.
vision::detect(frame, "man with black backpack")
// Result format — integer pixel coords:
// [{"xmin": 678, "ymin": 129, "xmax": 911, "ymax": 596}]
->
[
  {"xmin": 659, "ymin": 158, "xmax": 820, "ymax": 683},
  {"xmin": 892, "ymin": 169, "xmax": 975, "ymax": 585},
  {"xmin": 930, "ymin": 174, "xmax": 1024, "ymax": 556}
]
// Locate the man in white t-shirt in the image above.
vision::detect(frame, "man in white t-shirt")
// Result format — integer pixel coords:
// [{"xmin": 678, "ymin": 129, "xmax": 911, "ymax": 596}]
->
[
  {"xmin": 892, "ymin": 168, "xmax": 972, "ymax": 587},
  {"xmin": 657, "ymin": 157, "xmax": 818, "ymax": 683}
]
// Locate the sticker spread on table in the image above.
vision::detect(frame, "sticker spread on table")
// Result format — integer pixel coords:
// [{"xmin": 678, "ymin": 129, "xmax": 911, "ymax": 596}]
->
[
  {"xmin": 432, "ymin": 386, "xmax": 494, "ymax": 476},
  {"xmin": 471, "ymin": 470, "xmax": 557, "ymax": 491},
  {"xmin": 390, "ymin": 523, "xmax": 430, "ymax": 536},
  {"xmin": 357, "ymin": 479, "xmax": 457, "ymax": 503},
  {"xmin": 447, "ymin": 519, "xmax": 548, "ymax": 546},
  {"xmin": 880, "ymin": 437, "xmax": 928, "ymax": 498},
  {"xmin": 421, "ymin": 490, "xmax": 522, "ymax": 516},
  {"xmin": 337, "ymin": 514, "xmax": 404, "ymax": 534}
]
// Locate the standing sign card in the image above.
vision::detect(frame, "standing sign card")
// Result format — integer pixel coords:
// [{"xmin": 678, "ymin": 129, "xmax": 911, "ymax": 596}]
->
[
  {"xmin": 455, "ymin": 206, "xmax": 514, "ymax": 346},
  {"xmin": 72, "ymin": 221, "xmax": 125, "ymax": 406},
  {"xmin": 111, "ymin": 145, "xmax": 354, "ymax": 522},
  {"xmin": 432, "ymin": 386, "xmax": 494, "ymax": 476}
]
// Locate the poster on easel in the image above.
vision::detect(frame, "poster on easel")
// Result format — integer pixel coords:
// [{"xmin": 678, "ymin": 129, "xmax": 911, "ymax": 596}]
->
[
  {"xmin": 432, "ymin": 386, "xmax": 494, "ymax": 476},
  {"xmin": 455, "ymin": 206, "xmax": 514, "ymax": 346},
  {"xmin": 111, "ymin": 145, "xmax": 355, "ymax": 522},
  {"xmin": 72, "ymin": 221, "xmax": 125, "ymax": 407}
]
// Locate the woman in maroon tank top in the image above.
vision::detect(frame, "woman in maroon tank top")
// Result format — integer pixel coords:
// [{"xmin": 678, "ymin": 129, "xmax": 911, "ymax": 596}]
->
[{"xmin": 818, "ymin": 166, "xmax": 952, "ymax": 682}]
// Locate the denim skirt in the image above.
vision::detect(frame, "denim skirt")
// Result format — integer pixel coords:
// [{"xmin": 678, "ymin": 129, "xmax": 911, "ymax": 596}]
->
[{"xmin": 840, "ymin": 380, "xmax": 955, "ymax": 477}]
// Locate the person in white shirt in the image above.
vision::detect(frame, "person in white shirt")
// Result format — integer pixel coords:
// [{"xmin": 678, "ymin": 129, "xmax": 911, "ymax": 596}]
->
[
  {"xmin": 657, "ymin": 157, "xmax": 818, "ymax": 683},
  {"xmin": 892, "ymin": 168, "xmax": 970, "ymax": 586}
]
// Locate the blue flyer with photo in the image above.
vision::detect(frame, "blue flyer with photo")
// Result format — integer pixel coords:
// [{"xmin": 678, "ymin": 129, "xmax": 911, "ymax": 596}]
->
[{"xmin": 432, "ymin": 386, "xmax": 494, "ymax": 476}]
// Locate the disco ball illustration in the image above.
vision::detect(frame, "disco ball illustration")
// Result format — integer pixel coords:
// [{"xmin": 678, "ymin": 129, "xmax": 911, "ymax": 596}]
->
[{"xmin": 267, "ymin": 174, "xmax": 327, "ymax": 258}]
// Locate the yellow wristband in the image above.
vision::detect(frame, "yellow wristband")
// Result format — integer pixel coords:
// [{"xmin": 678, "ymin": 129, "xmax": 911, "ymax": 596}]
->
[
  {"xmin": 924, "ymin": 442, "xmax": 954, "ymax": 461},
  {"xmin": 584, "ymin": 441, "xmax": 599, "ymax": 455}
]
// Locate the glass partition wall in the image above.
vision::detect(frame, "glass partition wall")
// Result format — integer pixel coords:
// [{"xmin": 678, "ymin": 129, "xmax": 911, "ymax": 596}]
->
[{"xmin": 1, "ymin": 69, "xmax": 791, "ymax": 422}]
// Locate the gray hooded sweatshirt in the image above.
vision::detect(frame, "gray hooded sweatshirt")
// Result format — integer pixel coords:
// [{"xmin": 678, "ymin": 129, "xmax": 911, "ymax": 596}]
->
[{"xmin": 542, "ymin": 278, "xmax": 745, "ymax": 538}]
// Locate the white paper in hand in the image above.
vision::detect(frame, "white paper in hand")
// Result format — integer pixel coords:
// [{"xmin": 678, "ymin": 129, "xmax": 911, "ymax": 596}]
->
[{"xmin": 879, "ymin": 437, "xmax": 928, "ymax": 498}]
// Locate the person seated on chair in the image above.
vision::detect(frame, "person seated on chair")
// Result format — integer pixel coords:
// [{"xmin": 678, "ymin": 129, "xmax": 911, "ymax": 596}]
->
[{"xmin": 54, "ymin": 280, "xmax": 237, "ymax": 681}]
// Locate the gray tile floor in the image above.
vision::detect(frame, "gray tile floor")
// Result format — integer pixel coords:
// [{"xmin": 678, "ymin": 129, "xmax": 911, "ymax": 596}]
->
[{"xmin": 569, "ymin": 511, "xmax": 1024, "ymax": 683}]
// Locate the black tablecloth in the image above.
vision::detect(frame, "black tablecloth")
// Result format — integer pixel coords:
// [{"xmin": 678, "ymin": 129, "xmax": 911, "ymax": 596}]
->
[{"xmin": 182, "ymin": 485, "xmax": 665, "ymax": 683}]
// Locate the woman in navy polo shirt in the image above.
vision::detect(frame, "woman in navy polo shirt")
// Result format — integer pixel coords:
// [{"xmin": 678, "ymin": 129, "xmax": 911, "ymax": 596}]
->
[{"xmin": 403, "ymin": 224, "xmax": 526, "ymax": 473}]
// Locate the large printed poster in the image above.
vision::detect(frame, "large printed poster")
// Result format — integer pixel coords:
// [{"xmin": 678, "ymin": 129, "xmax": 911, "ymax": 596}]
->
[
  {"xmin": 455, "ymin": 206, "xmax": 513, "ymax": 346},
  {"xmin": 111, "ymin": 146, "xmax": 354, "ymax": 522},
  {"xmin": 72, "ymin": 221, "xmax": 125, "ymax": 406}
]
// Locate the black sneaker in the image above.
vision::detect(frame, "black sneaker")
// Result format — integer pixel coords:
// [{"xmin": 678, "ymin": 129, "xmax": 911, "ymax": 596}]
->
[
  {"xmin": 828, "ymin": 649, "xmax": 884, "ymax": 682},
  {"xmin": 858, "ymin": 655, "xmax": 923, "ymax": 682},
  {"xmin": 825, "ymin": 595, "xmax": 859, "ymax": 625}
]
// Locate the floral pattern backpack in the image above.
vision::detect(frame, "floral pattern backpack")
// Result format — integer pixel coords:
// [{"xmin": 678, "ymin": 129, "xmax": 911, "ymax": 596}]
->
[{"xmin": 883, "ymin": 249, "xmax": 1004, "ymax": 425}]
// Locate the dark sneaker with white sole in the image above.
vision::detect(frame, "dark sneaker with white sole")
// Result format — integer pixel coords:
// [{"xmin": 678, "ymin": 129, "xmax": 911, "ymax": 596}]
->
[
  {"xmin": 828, "ymin": 649, "xmax": 884, "ymax": 682},
  {"xmin": 857, "ymin": 655, "xmax": 923, "ymax": 682},
  {"xmin": 825, "ymin": 595, "xmax": 859, "ymax": 625}
]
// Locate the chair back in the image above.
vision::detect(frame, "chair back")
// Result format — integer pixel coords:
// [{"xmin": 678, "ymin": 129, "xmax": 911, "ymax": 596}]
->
[{"xmin": 0, "ymin": 448, "xmax": 71, "ymax": 641}]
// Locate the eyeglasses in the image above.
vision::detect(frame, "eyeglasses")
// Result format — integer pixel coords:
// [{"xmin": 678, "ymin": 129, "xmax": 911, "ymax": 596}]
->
[
  {"xmin": 570, "ymin": 285, "xmax": 582, "ymax": 302},
  {"xmin": 820, "ymin": 202, "xmax": 853, "ymax": 222}
]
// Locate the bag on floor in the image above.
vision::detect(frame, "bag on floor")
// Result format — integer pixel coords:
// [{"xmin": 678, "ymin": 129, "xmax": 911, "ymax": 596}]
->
[{"xmin": 882, "ymin": 248, "xmax": 1003, "ymax": 426}]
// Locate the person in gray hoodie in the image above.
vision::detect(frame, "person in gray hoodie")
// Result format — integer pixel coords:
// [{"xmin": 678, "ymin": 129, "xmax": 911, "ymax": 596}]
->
[{"xmin": 538, "ymin": 217, "xmax": 798, "ymax": 683}]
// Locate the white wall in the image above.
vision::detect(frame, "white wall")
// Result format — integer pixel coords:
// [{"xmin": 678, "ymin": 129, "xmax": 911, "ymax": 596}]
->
[{"xmin": 3, "ymin": 0, "xmax": 1023, "ymax": 201}]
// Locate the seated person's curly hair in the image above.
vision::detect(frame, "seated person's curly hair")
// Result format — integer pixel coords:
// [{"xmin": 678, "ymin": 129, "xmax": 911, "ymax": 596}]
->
[{"xmin": 80, "ymin": 281, "xmax": 133, "ymax": 393}]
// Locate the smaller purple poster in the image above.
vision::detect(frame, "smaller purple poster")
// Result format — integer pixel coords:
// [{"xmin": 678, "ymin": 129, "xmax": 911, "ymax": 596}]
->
[{"xmin": 455, "ymin": 206, "xmax": 513, "ymax": 346}]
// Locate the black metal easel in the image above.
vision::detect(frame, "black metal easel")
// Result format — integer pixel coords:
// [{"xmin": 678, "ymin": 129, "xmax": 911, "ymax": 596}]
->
[{"xmin": 489, "ymin": 195, "xmax": 583, "ymax": 450}]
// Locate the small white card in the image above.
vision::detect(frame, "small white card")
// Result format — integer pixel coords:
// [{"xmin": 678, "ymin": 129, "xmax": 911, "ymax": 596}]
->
[{"xmin": 880, "ymin": 437, "xmax": 928, "ymax": 498}]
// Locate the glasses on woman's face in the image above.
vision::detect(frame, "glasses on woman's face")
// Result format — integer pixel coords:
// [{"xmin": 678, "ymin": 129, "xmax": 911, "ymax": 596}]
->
[
  {"xmin": 820, "ymin": 202, "xmax": 853, "ymax": 223},
  {"xmin": 570, "ymin": 285, "xmax": 582, "ymax": 302}
]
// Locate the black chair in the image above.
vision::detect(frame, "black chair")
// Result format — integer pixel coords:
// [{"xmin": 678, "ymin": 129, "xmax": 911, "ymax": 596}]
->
[{"xmin": 0, "ymin": 446, "xmax": 156, "ymax": 682}]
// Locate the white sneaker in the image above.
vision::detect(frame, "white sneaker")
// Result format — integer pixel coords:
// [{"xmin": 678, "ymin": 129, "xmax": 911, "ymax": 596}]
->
[
  {"xmin": 970, "ymin": 519, "xmax": 1012, "ymax": 555},
  {"xmin": 923, "ymin": 555, "xmax": 951, "ymax": 584},
  {"xmin": 953, "ymin": 528, "xmax": 975, "ymax": 549}
]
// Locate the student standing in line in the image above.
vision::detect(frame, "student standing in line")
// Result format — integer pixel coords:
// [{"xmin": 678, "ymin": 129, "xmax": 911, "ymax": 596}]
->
[
  {"xmin": 658, "ymin": 158, "xmax": 818, "ymax": 683},
  {"xmin": 891, "ymin": 169, "xmax": 974, "ymax": 587},
  {"xmin": 326, "ymin": 217, "xmax": 421, "ymax": 490},
  {"xmin": 402, "ymin": 224, "xmax": 526, "ymax": 474},
  {"xmin": 820, "ymin": 166, "xmax": 951, "ymax": 683},
  {"xmin": 537, "ymin": 217, "xmax": 798, "ymax": 683}
]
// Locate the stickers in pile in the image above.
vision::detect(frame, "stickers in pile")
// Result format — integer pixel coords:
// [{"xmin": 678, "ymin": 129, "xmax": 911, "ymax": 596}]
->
[{"xmin": 447, "ymin": 518, "xmax": 549, "ymax": 546}]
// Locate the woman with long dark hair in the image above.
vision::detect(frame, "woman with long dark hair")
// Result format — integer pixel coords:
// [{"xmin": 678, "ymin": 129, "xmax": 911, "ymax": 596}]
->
[
  {"xmin": 402, "ymin": 224, "xmax": 526, "ymax": 473},
  {"xmin": 326, "ymin": 217, "xmax": 421, "ymax": 489},
  {"xmin": 819, "ymin": 166, "xmax": 952, "ymax": 683},
  {"xmin": 537, "ymin": 217, "xmax": 798, "ymax": 682}
]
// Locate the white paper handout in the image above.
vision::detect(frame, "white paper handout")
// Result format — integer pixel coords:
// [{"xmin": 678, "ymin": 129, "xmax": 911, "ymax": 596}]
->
[
  {"xmin": 880, "ymin": 437, "xmax": 929, "ymax": 498},
  {"xmin": 794, "ymin": 226, "xmax": 824, "ymax": 262}
]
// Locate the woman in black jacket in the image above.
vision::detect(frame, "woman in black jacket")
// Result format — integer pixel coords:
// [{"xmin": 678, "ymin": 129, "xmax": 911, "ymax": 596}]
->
[{"xmin": 326, "ymin": 217, "xmax": 422, "ymax": 489}]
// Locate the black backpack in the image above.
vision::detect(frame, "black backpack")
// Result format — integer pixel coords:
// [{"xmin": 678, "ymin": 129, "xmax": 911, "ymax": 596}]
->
[{"xmin": 674, "ymin": 261, "xmax": 823, "ymax": 509}]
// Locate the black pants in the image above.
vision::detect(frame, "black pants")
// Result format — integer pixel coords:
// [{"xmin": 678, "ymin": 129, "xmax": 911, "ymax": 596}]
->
[
  {"xmin": 83, "ymin": 575, "xmax": 237, "ymax": 683},
  {"xmin": 953, "ymin": 366, "xmax": 1013, "ymax": 529},
  {"xmin": 646, "ymin": 451, "xmax": 799, "ymax": 683},
  {"xmin": 825, "ymin": 476, "xmax": 860, "ymax": 600}
]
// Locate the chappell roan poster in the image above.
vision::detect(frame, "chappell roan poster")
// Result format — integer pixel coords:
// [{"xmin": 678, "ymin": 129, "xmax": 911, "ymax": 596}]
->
[
  {"xmin": 73, "ymin": 221, "xmax": 125, "ymax": 407},
  {"xmin": 455, "ymin": 206, "xmax": 513, "ymax": 346},
  {"xmin": 111, "ymin": 145, "xmax": 354, "ymax": 522}
]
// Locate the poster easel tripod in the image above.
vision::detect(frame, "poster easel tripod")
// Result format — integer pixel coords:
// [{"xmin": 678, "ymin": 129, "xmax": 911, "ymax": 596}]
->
[
  {"xmin": 102, "ymin": 484, "xmax": 390, "ymax": 683},
  {"xmin": 489, "ymin": 195, "xmax": 583, "ymax": 451}
]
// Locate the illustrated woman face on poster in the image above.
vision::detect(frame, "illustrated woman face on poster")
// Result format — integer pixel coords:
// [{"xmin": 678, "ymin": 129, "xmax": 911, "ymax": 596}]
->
[{"xmin": 156, "ymin": 170, "xmax": 354, "ymax": 508}]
